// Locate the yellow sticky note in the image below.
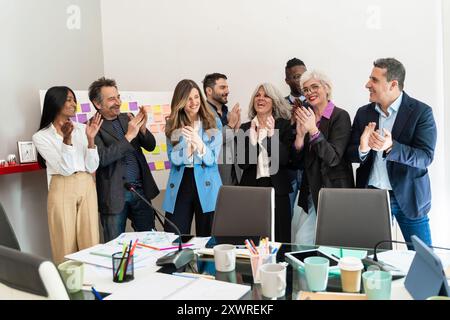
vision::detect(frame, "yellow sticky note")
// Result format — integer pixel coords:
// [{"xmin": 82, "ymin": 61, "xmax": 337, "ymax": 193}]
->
[
  {"xmin": 155, "ymin": 161, "xmax": 165, "ymax": 170},
  {"xmin": 141, "ymin": 147, "xmax": 150, "ymax": 155},
  {"xmin": 152, "ymin": 105, "xmax": 162, "ymax": 113},
  {"xmin": 152, "ymin": 145, "xmax": 161, "ymax": 155},
  {"xmin": 153, "ymin": 113, "xmax": 163, "ymax": 123},
  {"xmin": 76, "ymin": 103, "xmax": 81, "ymax": 113},
  {"xmin": 161, "ymin": 144, "xmax": 167, "ymax": 152},
  {"xmin": 120, "ymin": 102, "xmax": 129, "ymax": 112},
  {"xmin": 150, "ymin": 124, "xmax": 160, "ymax": 133}
]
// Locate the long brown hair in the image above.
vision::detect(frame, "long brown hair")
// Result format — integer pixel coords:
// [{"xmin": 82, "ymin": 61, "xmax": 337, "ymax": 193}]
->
[{"xmin": 165, "ymin": 79, "xmax": 217, "ymax": 142}]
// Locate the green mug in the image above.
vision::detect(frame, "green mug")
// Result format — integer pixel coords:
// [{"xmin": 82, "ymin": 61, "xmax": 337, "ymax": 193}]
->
[
  {"xmin": 362, "ymin": 270, "xmax": 392, "ymax": 300},
  {"xmin": 57, "ymin": 261, "xmax": 84, "ymax": 293}
]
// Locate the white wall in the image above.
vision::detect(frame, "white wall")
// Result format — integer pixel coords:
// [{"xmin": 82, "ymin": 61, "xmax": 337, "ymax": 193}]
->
[
  {"xmin": 101, "ymin": 0, "xmax": 449, "ymax": 246},
  {"xmin": 0, "ymin": 0, "xmax": 104, "ymax": 258}
]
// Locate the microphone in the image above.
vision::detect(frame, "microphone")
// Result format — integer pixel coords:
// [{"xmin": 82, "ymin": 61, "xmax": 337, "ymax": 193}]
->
[
  {"xmin": 362, "ymin": 239, "xmax": 450, "ymax": 276},
  {"xmin": 124, "ymin": 183, "xmax": 194, "ymax": 269}
]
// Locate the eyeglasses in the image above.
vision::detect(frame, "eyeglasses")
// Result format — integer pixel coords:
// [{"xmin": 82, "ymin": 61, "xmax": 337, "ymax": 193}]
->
[{"xmin": 302, "ymin": 84, "xmax": 321, "ymax": 95}]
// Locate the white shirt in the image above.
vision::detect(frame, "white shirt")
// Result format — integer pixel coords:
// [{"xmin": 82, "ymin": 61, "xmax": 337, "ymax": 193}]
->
[
  {"xmin": 32, "ymin": 122, "xmax": 99, "ymax": 176},
  {"xmin": 250, "ymin": 117, "xmax": 270, "ymax": 179}
]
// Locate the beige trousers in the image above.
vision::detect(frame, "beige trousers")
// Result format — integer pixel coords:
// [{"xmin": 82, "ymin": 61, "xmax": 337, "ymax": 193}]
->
[{"xmin": 47, "ymin": 172, "xmax": 100, "ymax": 265}]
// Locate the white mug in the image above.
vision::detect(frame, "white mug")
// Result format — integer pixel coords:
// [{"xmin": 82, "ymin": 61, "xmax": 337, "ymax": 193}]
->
[
  {"xmin": 259, "ymin": 263, "xmax": 287, "ymax": 298},
  {"xmin": 214, "ymin": 244, "xmax": 236, "ymax": 272}
]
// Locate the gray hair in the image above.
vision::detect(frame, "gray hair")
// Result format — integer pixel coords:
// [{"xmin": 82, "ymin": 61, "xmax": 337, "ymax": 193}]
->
[
  {"xmin": 248, "ymin": 83, "xmax": 291, "ymax": 120},
  {"xmin": 373, "ymin": 58, "xmax": 406, "ymax": 91},
  {"xmin": 300, "ymin": 70, "xmax": 333, "ymax": 100}
]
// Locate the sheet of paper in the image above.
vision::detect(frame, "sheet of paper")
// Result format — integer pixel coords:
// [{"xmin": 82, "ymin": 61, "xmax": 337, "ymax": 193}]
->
[{"xmin": 104, "ymin": 272, "xmax": 250, "ymax": 300}]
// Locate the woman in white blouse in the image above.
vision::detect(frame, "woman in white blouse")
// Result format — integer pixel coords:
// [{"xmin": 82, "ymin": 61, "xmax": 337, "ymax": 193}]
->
[{"xmin": 33, "ymin": 86, "xmax": 102, "ymax": 264}]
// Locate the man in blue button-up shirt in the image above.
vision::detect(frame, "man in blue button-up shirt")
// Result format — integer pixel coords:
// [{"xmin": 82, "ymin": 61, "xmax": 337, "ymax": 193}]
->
[{"xmin": 347, "ymin": 58, "xmax": 437, "ymax": 249}]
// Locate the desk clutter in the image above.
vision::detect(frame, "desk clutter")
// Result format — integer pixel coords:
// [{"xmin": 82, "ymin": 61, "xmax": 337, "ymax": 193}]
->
[{"xmin": 59, "ymin": 233, "xmax": 450, "ymax": 300}]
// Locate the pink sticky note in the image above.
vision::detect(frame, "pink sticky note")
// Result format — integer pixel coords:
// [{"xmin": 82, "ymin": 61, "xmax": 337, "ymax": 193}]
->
[
  {"xmin": 77, "ymin": 114, "xmax": 88, "ymax": 124},
  {"xmin": 153, "ymin": 113, "xmax": 163, "ymax": 123},
  {"xmin": 162, "ymin": 104, "xmax": 171, "ymax": 115},
  {"xmin": 81, "ymin": 103, "xmax": 91, "ymax": 113},
  {"xmin": 148, "ymin": 162, "xmax": 156, "ymax": 171},
  {"xmin": 164, "ymin": 161, "xmax": 171, "ymax": 170},
  {"xmin": 70, "ymin": 116, "xmax": 77, "ymax": 122},
  {"xmin": 150, "ymin": 125, "xmax": 160, "ymax": 133}
]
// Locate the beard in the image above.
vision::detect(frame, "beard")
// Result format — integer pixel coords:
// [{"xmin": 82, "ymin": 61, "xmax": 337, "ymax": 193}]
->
[{"xmin": 212, "ymin": 92, "xmax": 228, "ymax": 105}]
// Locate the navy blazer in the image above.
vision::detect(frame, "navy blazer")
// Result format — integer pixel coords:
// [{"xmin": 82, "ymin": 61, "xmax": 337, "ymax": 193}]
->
[{"xmin": 346, "ymin": 92, "xmax": 437, "ymax": 219}]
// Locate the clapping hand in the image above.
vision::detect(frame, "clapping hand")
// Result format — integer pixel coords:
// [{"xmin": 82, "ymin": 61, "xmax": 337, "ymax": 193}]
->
[
  {"xmin": 369, "ymin": 128, "xmax": 393, "ymax": 152},
  {"xmin": 125, "ymin": 111, "xmax": 146, "ymax": 142},
  {"xmin": 86, "ymin": 113, "xmax": 103, "ymax": 139},
  {"xmin": 227, "ymin": 103, "xmax": 241, "ymax": 129},
  {"xmin": 360, "ymin": 122, "xmax": 376, "ymax": 153},
  {"xmin": 61, "ymin": 119, "xmax": 74, "ymax": 145},
  {"xmin": 296, "ymin": 106, "xmax": 317, "ymax": 134},
  {"xmin": 266, "ymin": 115, "xmax": 275, "ymax": 137},
  {"xmin": 182, "ymin": 126, "xmax": 204, "ymax": 154}
]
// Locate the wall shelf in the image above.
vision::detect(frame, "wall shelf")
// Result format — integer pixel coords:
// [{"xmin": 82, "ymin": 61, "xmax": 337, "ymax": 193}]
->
[{"xmin": 0, "ymin": 163, "xmax": 42, "ymax": 175}]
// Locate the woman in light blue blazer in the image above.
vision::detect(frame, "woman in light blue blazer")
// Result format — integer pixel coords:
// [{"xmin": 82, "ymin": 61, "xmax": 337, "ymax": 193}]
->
[{"xmin": 162, "ymin": 79, "xmax": 222, "ymax": 236}]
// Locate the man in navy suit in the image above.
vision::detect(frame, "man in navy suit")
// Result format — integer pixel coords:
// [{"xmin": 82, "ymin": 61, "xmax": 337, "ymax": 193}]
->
[{"xmin": 347, "ymin": 58, "xmax": 437, "ymax": 248}]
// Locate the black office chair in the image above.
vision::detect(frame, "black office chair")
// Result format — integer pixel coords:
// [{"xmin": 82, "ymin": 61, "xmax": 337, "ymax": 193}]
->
[
  {"xmin": 0, "ymin": 245, "xmax": 69, "ymax": 299},
  {"xmin": 0, "ymin": 202, "xmax": 21, "ymax": 250},
  {"xmin": 211, "ymin": 186, "xmax": 275, "ymax": 240},
  {"xmin": 315, "ymin": 188, "xmax": 392, "ymax": 250}
]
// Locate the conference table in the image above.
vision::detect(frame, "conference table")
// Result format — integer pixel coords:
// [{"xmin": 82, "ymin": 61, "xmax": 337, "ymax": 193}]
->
[{"xmin": 69, "ymin": 242, "xmax": 413, "ymax": 300}]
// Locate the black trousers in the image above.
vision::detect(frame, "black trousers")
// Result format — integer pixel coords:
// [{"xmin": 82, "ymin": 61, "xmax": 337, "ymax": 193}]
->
[
  {"xmin": 164, "ymin": 168, "xmax": 214, "ymax": 236},
  {"xmin": 256, "ymin": 177, "xmax": 292, "ymax": 243}
]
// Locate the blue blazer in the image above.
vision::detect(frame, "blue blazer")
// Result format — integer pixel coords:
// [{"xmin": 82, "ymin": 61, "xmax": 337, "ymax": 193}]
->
[
  {"xmin": 347, "ymin": 92, "xmax": 437, "ymax": 219},
  {"xmin": 163, "ymin": 120, "xmax": 223, "ymax": 214}
]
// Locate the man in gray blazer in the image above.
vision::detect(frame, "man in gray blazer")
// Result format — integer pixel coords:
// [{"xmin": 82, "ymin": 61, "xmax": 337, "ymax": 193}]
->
[
  {"xmin": 89, "ymin": 77, "xmax": 159, "ymax": 242},
  {"xmin": 202, "ymin": 73, "xmax": 242, "ymax": 185}
]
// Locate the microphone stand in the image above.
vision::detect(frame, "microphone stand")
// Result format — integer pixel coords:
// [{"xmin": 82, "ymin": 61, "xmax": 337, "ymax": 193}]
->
[{"xmin": 124, "ymin": 183, "xmax": 194, "ymax": 269}]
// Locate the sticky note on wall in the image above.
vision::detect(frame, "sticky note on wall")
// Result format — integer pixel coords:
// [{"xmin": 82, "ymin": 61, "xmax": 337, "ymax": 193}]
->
[
  {"xmin": 164, "ymin": 161, "xmax": 171, "ymax": 170},
  {"xmin": 150, "ymin": 124, "xmax": 160, "ymax": 133},
  {"xmin": 162, "ymin": 104, "xmax": 171, "ymax": 115},
  {"xmin": 152, "ymin": 105, "xmax": 162, "ymax": 113},
  {"xmin": 152, "ymin": 146, "xmax": 161, "ymax": 155},
  {"xmin": 148, "ymin": 162, "xmax": 156, "ymax": 171},
  {"xmin": 129, "ymin": 101, "xmax": 138, "ymax": 111},
  {"xmin": 161, "ymin": 144, "xmax": 167, "ymax": 152},
  {"xmin": 77, "ymin": 114, "xmax": 88, "ymax": 124},
  {"xmin": 153, "ymin": 113, "xmax": 163, "ymax": 123},
  {"xmin": 155, "ymin": 161, "xmax": 165, "ymax": 170},
  {"xmin": 76, "ymin": 103, "xmax": 81, "ymax": 113},
  {"xmin": 81, "ymin": 103, "xmax": 91, "ymax": 113},
  {"xmin": 120, "ymin": 102, "xmax": 129, "ymax": 112}
]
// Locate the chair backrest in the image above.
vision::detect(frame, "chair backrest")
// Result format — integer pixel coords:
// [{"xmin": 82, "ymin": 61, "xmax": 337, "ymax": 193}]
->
[
  {"xmin": 0, "ymin": 202, "xmax": 20, "ymax": 251},
  {"xmin": 212, "ymin": 186, "xmax": 275, "ymax": 240},
  {"xmin": 315, "ymin": 188, "xmax": 392, "ymax": 250},
  {"xmin": 0, "ymin": 245, "xmax": 69, "ymax": 300}
]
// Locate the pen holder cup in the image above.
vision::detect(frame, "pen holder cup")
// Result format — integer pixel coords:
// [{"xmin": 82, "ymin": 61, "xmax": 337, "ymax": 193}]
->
[
  {"xmin": 250, "ymin": 253, "xmax": 276, "ymax": 283},
  {"xmin": 112, "ymin": 251, "xmax": 134, "ymax": 283}
]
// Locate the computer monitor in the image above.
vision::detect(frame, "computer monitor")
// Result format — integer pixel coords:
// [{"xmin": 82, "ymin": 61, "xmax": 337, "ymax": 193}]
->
[{"xmin": 404, "ymin": 235, "xmax": 450, "ymax": 300}]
